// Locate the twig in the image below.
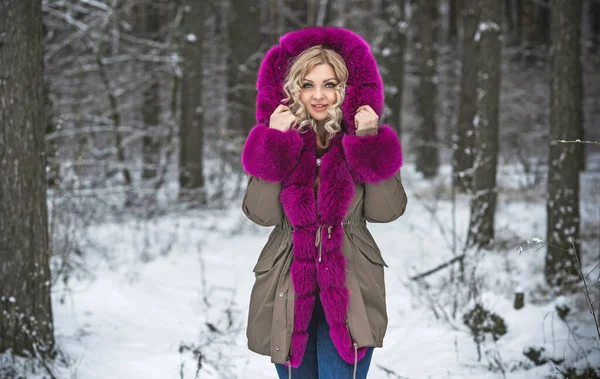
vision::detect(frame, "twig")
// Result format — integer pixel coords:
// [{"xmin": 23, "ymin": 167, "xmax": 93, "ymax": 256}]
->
[
  {"xmin": 376, "ymin": 364, "xmax": 411, "ymax": 378},
  {"xmin": 410, "ymin": 254, "xmax": 465, "ymax": 281},
  {"xmin": 556, "ymin": 139, "xmax": 600, "ymax": 145},
  {"xmin": 570, "ymin": 239, "xmax": 600, "ymax": 351}
]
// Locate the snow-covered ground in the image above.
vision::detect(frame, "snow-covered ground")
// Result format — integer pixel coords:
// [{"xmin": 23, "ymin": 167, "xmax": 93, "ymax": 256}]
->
[{"xmin": 5, "ymin": 163, "xmax": 599, "ymax": 379}]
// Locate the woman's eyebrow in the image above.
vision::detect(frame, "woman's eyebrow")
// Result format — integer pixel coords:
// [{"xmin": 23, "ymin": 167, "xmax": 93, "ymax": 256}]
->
[{"xmin": 303, "ymin": 78, "xmax": 338, "ymax": 83}]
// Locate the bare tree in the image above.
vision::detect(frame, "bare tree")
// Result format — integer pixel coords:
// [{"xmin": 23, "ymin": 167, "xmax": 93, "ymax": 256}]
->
[
  {"xmin": 381, "ymin": 0, "xmax": 407, "ymax": 137},
  {"xmin": 228, "ymin": 1, "xmax": 262, "ymax": 135},
  {"xmin": 545, "ymin": 0, "xmax": 583, "ymax": 287},
  {"xmin": 0, "ymin": 0, "xmax": 55, "ymax": 357},
  {"xmin": 590, "ymin": 0, "xmax": 600, "ymax": 53},
  {"xmin": 134, "ymin": 2, "xmax": 163, "ymax": 181},
  {"xmin": 536, "ymin": 0, "xmax": 550, "ymax": 45},
  {"xmin": 414, "ymin": 0, "xmax": 440, "ymax": 178},
  {"xmin": 505, "ymin": 0, "xmax": 516, "ymax": 44},
  {"xmin": 519, "ymin": 0, "xmax": 536, "ymax": 64},
  {"xmin": 448, "ymin": 0, "xmax": 461, "ymax": 41},
  {"xmin": 453, "ymin": 0, "xmax": 479, "ymax": 192},
  {"xmin": 468, "ymin": 0, "xmax": 503, "ymax": 249},
  {"xmin": 179, "ymin": 0, "xmax": 206, "ymax": 204}
]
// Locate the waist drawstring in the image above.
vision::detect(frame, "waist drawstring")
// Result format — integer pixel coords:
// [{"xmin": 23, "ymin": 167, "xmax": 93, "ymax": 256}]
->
[
  {"xmin": 288, "ymin": 360, "xmax": 292, "ymax": 379},
  {"xmin": 353, "ymin": 343, "xmax": 358, "ymax": 379},
  {"xmin": 315, "ymin": 224, "xmax": 323, "ymax": 262},
  {"xmin": 314, "ymin": 224, "xmax": 335, "ymax": 263}
]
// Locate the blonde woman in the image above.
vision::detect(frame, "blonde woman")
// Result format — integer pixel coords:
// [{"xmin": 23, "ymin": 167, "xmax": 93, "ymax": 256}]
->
[{"xmin": 241, "ymin": 27, "xmax": 407, "ymax": 379}]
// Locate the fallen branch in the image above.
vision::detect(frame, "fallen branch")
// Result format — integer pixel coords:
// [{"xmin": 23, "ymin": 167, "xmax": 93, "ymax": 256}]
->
[
  {"xmin": 556, "ymin": 139, "xmax": 599, "ymax": 145},
  {"xmin": 410, "ymin": 254, "xmax": 465, "ymax": 281}
]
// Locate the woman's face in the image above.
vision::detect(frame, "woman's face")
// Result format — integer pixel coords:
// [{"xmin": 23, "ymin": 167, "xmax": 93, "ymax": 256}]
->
[{"xmin": 300, "ymin": 63, "xmax": 338, "ymax": 122}]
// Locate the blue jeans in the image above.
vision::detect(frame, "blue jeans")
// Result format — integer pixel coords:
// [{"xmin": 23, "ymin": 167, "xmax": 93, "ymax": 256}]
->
[{"xmin": 275, "ymin": 298, "xmax": 374, "ymax": 379}]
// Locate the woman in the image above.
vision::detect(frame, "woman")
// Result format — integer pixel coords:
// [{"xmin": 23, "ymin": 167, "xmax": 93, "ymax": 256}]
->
[{"xmin": 241, "ymin": 27, "xmax": 407, "ymax": 379}]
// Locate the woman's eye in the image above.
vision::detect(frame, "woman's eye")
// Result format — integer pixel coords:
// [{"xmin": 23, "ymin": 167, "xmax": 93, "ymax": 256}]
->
[
  {"xmin": 302, "ymin": 83, "xmax": 312, "ymax": 89},
  {"xmin": 325, "ymin": 82, "xmax": 336, "ymax": 88}
]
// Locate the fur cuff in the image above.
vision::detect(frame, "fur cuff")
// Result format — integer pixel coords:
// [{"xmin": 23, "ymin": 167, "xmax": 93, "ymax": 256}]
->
[
  {"xmin": 241, "ymin": 124, "xmax": 303, "ymax": 182},
  {"xmin": 342, "ymin": 125, "xmax": 403, "ymax": 183}
]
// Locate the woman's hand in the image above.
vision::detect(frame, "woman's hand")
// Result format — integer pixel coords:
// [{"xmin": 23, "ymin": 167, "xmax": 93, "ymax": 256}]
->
[
  {"xmin": 269, "ymin": 105, "xmax": 296, "ymax": 132},
  {"xmin": 354, "ymin": 105, "xmax": 379, "ymax": 131}
]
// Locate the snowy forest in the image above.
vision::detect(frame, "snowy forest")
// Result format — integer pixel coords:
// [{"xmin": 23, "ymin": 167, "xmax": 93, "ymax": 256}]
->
[{"xmin": 1, "ymin": 0, "xmax": 599, "ymax": 378}]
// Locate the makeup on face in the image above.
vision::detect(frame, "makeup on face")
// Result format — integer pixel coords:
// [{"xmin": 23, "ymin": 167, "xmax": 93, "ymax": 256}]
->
[{"xmin": 300, "ymin": 64, "xmax": 338, "ymax": 122}]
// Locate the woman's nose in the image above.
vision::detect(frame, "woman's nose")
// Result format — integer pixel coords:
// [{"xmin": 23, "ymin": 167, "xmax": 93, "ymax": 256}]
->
[{"xmin": 313, "ymin": 87, "xmax": 325, "ymax": 99}]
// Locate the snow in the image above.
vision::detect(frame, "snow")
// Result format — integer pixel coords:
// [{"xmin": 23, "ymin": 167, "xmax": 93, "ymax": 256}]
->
[{"xmin": 4, "ymin": 163, "xmax": 599, "ymax": 378}]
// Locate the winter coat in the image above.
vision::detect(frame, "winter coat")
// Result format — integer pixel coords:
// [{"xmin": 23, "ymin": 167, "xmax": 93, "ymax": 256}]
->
[{"xmin": 240, "ymin": 26, "xmax": 408, "ymax": 368}]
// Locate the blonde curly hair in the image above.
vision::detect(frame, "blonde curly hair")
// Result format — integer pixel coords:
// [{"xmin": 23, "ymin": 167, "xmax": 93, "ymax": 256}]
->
[{"xmin": 282, "ymin": 46, "xmax": 348, "ymax": 137}]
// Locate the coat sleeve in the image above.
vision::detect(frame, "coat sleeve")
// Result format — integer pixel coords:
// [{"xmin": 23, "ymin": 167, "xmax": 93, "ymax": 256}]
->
[
  {"xmin": 242, "ymin": 175, "xmax": 284, "ymax": 227},
  {"xmin": 342, "ymin": 125, "xmax": 403, "ymax": 184},
  {"xmin": 363, "ymin": 170, "xmax": 408, "ymax": 223},
  {"xmin": 241, "ymin": 124, "xmax": 303, "ymax": 182}
]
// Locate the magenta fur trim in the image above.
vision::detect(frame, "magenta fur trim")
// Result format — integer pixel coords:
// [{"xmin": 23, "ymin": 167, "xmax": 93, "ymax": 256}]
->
[
  {"xmin": 342, "ymin": 125, "xmax": 403, "ymax": 183},
  {"xmin": 241, "ymin": 124, "xmax": 303, "ymax": 182}
]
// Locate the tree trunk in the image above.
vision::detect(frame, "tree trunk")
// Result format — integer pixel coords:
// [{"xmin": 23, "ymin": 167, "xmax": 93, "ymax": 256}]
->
[
  {"xmin": 135, "ymin": 3, "xmax": 162, "ymax": 180},
  {"xmin": 262, "ymin": 0, "xmax": 285, "ymax": 44},
  {"xmin": 381, "ymin": 0, "xmax": 406, "ymax": 137},
  {"xmin": 505, "ymin": 0, "xmax": 515, "ymax": 43},
  {"xmin": 307, "ymin": 0, "xmax": 318, "ymax": 25},
  {"xmin": 414, "ymin": 0, "xmax": 440, "ymax": 178},
  {"xmin": 590, "ymin": 0, "xmax": 600, "ymax": 53},
  {"xmin": 453, "ymin": 0, "xmax": 479, "ymax": 192},
  {"xmin": 228, "ymin": 1, "xmax": 262, "ymax": 136},
  {"xmin": 515, "ymin": 0, "xmax": 522, "ymax": 45},
  {"xmin": 44, "ymin": 77, "xmax": 60, "ymax": 188},
  {"xmin": 449, "ymin": 0, "xmax": 460, "ymax": 41},
  {"xmin": 289, "ymin": 0, "xmax": 309, "ymax": 25},
  {"xmin": 536, "ymin": 0, "xmax": 550, "ymax": 45},
  {"xmin": 519, "ymin": 0, "xmax": 536, "ymax": 64},
  {"xmin": 468, "ymin": 0, "xmax": 503, "ymax": 249},
  {"xmin": 0, "ymin": 0, "xmax": 55, "ymax": 357},
  {"xmin": 179, "ymin": 0, "xmax": 206, "ymax": 204},
  {"xmin": 545, "ymin": 0, "xmax": 583, "ymax": 288}
]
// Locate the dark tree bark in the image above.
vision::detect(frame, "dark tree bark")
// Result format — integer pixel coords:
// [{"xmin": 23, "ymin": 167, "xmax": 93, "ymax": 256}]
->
[
  {"xmin": 519, "ymin": 0, "xmax": 536, "ymax": 64},
  {"xmin": 381, "ymin": 0, "xmax": 406, "ymax": 137},
  {"xmin": 449, "ymin": 0, "xmax": 461, "ymax": 41},
  {"xmin": 179, "ymin": 0, "xmax": 206, "ymax": 204},
  {"xmin": 468, "ymin": 0, "xmax": 503, "ymax": 249},
  {"xmin": 545, "ymin": 0, "xmax": 583, "ymax": 288},
  {"xmin": 44, "ymin": 77, "xmax": 59, "ymax": 188},
  {"xmin": 261, "ymin": 0, "xmax": 285, "ymax": 44},
  {"xmin": 229, "ymin": 1, "xmax": 262, "ymax": 137},
  {"xmin": 453, "ymin": 0, "xmax": 479, "ymax": 192},
  {"xmin": 536, "ymin": 0, "xmax": 550, "ymax": 44},
  {"xmin": 0, "ymin": 0, "xmax": 55, "ymax": 357},
  {"xmin": 505, "ymin": 0, "xmax": 515, "ymax": 41},
  {"xmin": 134, "ymin": 3, "xmax": 162, "ymax": 180},
  {"xmin": 515, "ymin": 0, "xmax": 522, "ymax": 44},
  {"xmin": 414, "ymin": 0, "xmax": 440, "ymax": 178},
  {"xmin": 307, "ymin": 0, "xmax": 318, "ymax": 25},
  {"xmin": 289, "ymin": 0, "xmax": 309, "ymax": 25},
  {"xmin": 590, "ymin": 0, "xmax": 600, "ymax": 53}
]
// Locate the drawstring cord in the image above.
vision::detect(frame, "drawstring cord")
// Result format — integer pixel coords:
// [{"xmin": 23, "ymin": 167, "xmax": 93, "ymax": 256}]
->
[
  {"xmin": 315, "ymin": 225, "xmax": 334, "ymax": 263},
  {"xmin": 288, "ymin": 360, "xmax": 292, "ymax": 379},
  {"xmin": 315, "ymin": 224, "xmax": 323, "ymax": 262},
  {"xmin": 353, "ymin": 343, "xmax": 358, "ymax": 379}
]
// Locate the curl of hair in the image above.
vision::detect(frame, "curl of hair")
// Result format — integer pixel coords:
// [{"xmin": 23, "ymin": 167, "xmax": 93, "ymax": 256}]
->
[{"xmin": 281, "ymin": 46, "xmax": 348, "ymax": 138}]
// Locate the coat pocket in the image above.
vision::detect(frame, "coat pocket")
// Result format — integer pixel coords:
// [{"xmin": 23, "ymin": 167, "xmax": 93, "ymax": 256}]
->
[
  {"xmin": 253, "ymin": 233, "xmax": 291, "ymax": 273},
  {"xmin": 350, "ymin": 232, "xmax": 388, "ymax": 268}
]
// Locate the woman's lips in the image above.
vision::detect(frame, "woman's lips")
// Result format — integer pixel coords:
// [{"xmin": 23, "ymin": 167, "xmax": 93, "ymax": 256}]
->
[{"xmin": 312, "ymin": 104, "xmax": 328, "ymax": 111}]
